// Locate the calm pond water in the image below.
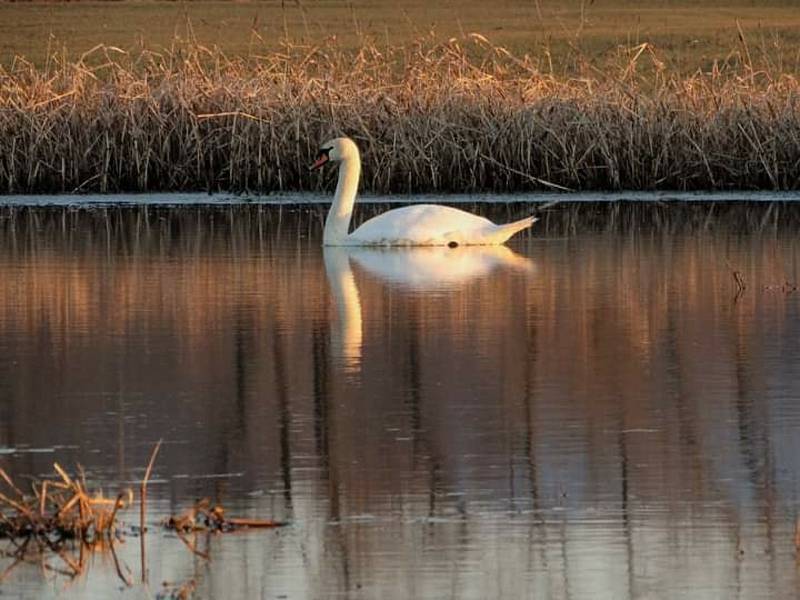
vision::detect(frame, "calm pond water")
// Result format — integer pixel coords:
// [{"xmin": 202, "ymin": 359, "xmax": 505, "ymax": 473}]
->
[{"xmin": 1, "ymin": 202, "xmax": 800, "ymax": 599}]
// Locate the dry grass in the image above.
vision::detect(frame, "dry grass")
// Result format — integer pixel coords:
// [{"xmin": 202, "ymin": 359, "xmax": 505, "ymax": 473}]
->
[
  {"xmin": 4, "ymin": 1, "xmax": 800, "ymax": 72},
  {"xmin": 0, "ymin": 440, "xmax": 281, "ymax": 591},
  {"xmin": 0, "ymin": 441, "xmax": 164, "ymax": 587},
  {"xmin": 0, "ymin": 463, "xmax": 134, "ymax": 583},
  {"xmin": 1, "ymin": 34, "xmax": 800, "ymax": 194},
  {"xmin": 0, "ymin": 464, "xmax": 130, "ymax": 544}
]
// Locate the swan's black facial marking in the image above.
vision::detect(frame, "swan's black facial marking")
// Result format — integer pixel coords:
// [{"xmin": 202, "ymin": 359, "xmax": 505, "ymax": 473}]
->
[{"xmin": 309, "ymin": 147, "xmax": 333, "ymax": 171}]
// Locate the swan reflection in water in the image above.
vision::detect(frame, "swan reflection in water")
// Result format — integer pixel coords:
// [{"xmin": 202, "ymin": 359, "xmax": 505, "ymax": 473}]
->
[{"xmin": 323, "ymin": 245, "xmax": 534, "ymax": 373}]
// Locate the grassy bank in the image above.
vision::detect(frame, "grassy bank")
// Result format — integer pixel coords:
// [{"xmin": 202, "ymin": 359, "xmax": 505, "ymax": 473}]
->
[
  {"xmin": 3, "ymin": 1, "xmax": 800, "ymax": 74},
  {"xmin": 1, "ymin": 35, "xmax": 800, "ymax": 194}
]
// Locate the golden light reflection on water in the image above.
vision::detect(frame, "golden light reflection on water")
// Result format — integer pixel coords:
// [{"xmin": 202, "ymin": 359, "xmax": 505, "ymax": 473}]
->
[{"xmin": 1, "ymin": 205, "xmax": 800, "ymax": 599}]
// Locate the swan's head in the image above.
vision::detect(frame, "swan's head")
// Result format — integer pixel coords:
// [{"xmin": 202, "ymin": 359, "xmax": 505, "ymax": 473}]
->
[{"xmin": 309, "ymin": 137, "xmax": 359, "ymax": 170}]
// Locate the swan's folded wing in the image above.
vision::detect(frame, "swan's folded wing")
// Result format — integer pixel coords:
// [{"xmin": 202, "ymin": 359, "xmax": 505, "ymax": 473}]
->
[{"xmin": 349, "ymin": 204, "xmax": 493, "ymax": 246}]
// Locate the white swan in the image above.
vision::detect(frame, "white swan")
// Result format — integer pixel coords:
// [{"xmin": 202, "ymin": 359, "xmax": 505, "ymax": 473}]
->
[{"xmin": 310, "ymin": 137, "xmax": 537, "ymax": 246}]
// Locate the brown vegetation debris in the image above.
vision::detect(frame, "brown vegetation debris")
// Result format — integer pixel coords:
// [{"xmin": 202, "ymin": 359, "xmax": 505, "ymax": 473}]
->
[
  {"xmin": 164, "ymin": 498, "xmax": 286, "ymax": 533},
  {"xmin": 0, "ymin": 465, "xmax": 132, "ymax": 543},
  {"xmin": 157, "ymin": 578, "xmax": 198, "ymax": 600},
  {"xmin": 0, "ymin": 464, "xmax": 134, "ymax": 582}
]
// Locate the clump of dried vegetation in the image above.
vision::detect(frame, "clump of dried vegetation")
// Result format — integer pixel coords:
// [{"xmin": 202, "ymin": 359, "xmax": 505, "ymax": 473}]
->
[
  {"xmin": 0, "ymin": 442, "xmax": 165, "ymax": 586},
  {"xmin": 1, "ymin": 33, "xmax": 799, "ymax": 194},
  {"xmin": 0, "ymin": 463, "xmax": 135, "ymax": 583},
  {"xmin": 0, "ymin": 441, "xmax": 283, "ymax": 593},
  {"xmin": 0, "ymin": 465, "xmax": 129, "ymax": 543}
]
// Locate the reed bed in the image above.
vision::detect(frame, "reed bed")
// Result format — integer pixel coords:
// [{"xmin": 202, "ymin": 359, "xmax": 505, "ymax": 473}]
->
[{"xmin": 1, "ymin": 35, "xmax": 800, "ymax": 194}]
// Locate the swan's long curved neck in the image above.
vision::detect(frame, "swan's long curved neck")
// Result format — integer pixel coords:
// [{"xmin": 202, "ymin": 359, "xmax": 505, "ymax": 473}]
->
[{"xmin": 323, "ymin": 153, "xmax": 361, "ymax": 245}]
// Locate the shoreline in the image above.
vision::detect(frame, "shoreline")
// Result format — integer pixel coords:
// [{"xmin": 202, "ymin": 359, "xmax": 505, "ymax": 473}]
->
[{"xmin": 1, "ymin": 190, "xmax": 799, "ymax": 207}]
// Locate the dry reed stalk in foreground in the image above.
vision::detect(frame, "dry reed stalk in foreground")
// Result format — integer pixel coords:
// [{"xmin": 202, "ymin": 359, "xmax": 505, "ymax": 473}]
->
[
  {"xmin": 0, "ymin": 464, "xmax": 131, "ymax": 542},
  {"xmin": 140, "ymin": 438, "xmax": 162, "ymax": 583},
  {"xmin": 0, "ymin": 464, "xmax": 133, "ymax": 582},
  {"xmin": 0, "ymin": 442, "xmax": 283, "ymax": 593},
  {"xmin": 1, "ymin": 35, "xmax": 799, "ymax": 194},
  {"xmin": 0, "ymin": 441, "xmax": 163, "ymax": 586}
]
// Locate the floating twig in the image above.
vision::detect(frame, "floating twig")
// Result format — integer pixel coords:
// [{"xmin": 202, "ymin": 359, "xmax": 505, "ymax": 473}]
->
[
  {"xmin": 732, "ymin": 270, "xmax": 746, "ymax": 291},
  {"xmin": 165, "ymin": 498, "xmax": 286, "ymax": 534}
]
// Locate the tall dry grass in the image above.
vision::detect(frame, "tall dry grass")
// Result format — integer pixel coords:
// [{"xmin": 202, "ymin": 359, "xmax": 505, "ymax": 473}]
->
[{"xmin": 1, "ymin": 35, "xmax": 800, "ymax": 194}]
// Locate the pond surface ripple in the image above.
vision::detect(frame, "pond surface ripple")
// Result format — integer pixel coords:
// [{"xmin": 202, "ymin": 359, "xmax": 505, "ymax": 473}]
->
[{"xmin": 0, "ymin": 203, "xmax": 799, "ymax": 599}]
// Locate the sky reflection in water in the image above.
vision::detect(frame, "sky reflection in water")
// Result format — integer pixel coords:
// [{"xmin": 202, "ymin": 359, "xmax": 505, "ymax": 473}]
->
[{"xmin": 0, "ymin": 204, "xmax": 799, "ymax": 599}]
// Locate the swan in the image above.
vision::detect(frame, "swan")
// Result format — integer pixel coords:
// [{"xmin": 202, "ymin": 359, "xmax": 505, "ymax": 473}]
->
[{"xmin": 310, "ymin": 137, "xmax": 538, "ymax": 246}]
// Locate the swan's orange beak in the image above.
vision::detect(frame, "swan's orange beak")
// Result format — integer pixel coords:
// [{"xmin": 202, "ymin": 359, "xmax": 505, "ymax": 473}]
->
[{"xmin": 309, "ymin": 152, "xmax": 329, "ymax": 171}]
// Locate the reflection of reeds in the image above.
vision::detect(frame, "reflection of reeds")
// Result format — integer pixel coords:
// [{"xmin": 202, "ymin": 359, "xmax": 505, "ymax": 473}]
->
[
  {"xmin": 1, "ymin": 203, "xmax": 798, "ymax": 345},
  {"xmin": 1, "ymin": 37, "xmax": 800, "ymax": 194},
  {"xmin": 1, "ymin": 204, "xmax": 797, "ymax": 397},
  {"xmin": 2, "ymin": 201, "xmax": 799, "ymax": 242}
]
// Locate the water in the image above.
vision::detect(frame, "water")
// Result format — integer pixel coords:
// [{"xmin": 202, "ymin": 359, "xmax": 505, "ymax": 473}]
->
[{"xmin": 1, "ymin": 203, "xmax": 800, "ymax": 599}]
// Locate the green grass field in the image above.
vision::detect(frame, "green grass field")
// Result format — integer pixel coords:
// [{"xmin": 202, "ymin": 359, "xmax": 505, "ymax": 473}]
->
[{"xmin": 2, "ymin": 0, "xmax": 800, "ymax": 73}]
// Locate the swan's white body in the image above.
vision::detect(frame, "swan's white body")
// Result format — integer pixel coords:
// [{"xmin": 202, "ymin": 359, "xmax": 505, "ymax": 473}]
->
[{"xmin": 313, "ymin": 138, "xmax": 536, "ymax": 246}]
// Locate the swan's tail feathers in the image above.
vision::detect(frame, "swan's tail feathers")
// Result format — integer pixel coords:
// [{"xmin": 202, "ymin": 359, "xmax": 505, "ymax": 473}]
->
[{"xmin": 488, "ymin": 215, "xmax": 538, "ymax": 244}]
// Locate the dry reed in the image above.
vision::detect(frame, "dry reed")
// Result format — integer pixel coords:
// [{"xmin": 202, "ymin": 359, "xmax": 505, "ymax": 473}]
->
[
  {"xmin": 0, "ymin": 463, "xmax": 133, "ymax": 582},
  {"xmin": 0, "ymin": 465, "xmax": 130, "ymax": 542},
  {"xmin": 1, "ymin": 34, "xmax": 800, "ymax": 194},
  {"xmin": 0, "ymin": 440, "xmax": 283, "ymax": 591},
  {"xmin": 140, "ymin": 438, "xmax": 161, "ymax": 583}
]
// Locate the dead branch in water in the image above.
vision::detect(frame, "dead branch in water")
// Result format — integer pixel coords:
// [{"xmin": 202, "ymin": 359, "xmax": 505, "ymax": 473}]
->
[
  {"xmin": 165, "ymin": 498, "xmax": 286, "ymax": 534},
  {"xmin": 725, "ymin": 259, "xmax": 747, "ymax": 294},
  {"xmin": 732, "ymin": 270, "xmax": 747, "ymax": 291}
]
